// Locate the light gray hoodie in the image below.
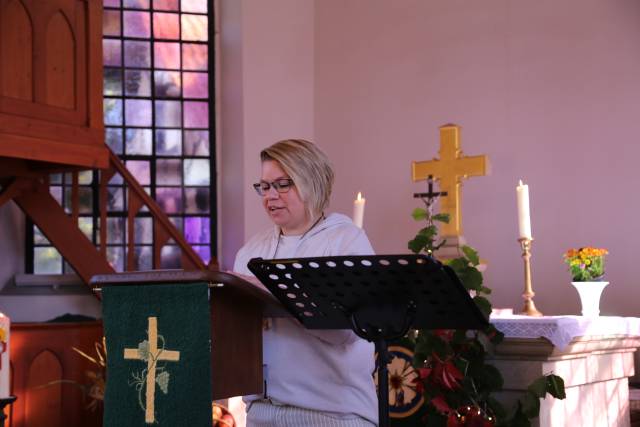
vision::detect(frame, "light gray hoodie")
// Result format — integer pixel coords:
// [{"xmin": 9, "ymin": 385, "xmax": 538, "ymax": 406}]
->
[{"xmin": 233, "ymin": 213, "xmax": 378, "ymax": 424}]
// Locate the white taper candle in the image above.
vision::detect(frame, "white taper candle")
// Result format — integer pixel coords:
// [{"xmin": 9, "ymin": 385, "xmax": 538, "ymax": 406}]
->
[
  {"xmin": 516, "ymin": 179, "xmax": 532, "ymax": 239},
  {"xmin": 353, "ymin": 192, "xmax": 365, "ymax": 228}
]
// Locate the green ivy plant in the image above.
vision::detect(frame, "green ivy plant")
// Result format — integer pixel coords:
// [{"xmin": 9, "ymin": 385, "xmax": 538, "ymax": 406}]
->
[{"xmin": 396, "ymin": 205, "xmax": 565, "ymax": 427}]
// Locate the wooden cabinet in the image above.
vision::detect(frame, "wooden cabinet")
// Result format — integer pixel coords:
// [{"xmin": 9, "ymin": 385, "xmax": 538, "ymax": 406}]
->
[
  {"xmin": 9, "ymin": 321, "xmax": 103, "ymax": 427},
  {"xmin": 0, "ymin": 0, "xmax": 108, "ymax": 173}
]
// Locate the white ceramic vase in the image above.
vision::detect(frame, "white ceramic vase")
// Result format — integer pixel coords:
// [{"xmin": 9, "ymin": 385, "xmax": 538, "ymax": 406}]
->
[{"xmin": 571, "ymin": 281, "xmax": 609, "ymax": 317}]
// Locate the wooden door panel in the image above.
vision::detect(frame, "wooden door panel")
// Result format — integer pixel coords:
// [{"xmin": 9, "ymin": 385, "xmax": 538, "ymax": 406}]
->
[
  {"xmin": 25, "ymin": 351, "xmax": 63, "ymax": 427},
  {"xmin": 9, "ymin": 322, "xmax": 104, "ymax": 427},
  {"xmin": 0, "ymin": 0, "xmax": 33, "ymax": 101},
  {"xmin": 0, "ymin": 0, "xmax": 87, "ymax": 122},
  {"xmin": 0, "ymin": 0, "xmax": 106, "ymax": 169},
  {"xmin": 45, "ymin": 11, "xmax": 76, "ymax": 110}
]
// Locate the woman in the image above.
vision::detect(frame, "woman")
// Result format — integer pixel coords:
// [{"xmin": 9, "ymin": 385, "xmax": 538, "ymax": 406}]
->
[{"xmin": 233, "ymin": 139, "xmax": 378, "ymax": 426}]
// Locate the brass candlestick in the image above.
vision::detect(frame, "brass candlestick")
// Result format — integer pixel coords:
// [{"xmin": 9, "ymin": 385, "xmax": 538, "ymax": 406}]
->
[{"xmin": 519, "ymin": 237, "xmax": 543, "ymax": 316}]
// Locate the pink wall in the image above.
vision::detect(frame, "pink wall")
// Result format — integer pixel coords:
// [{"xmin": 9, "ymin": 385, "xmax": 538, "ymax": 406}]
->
[
  {"xmin": 313, "ymin": 0, "xmax": 640, "ymax": 316},
  {"xmin": 219, "ymin": 0, "xmax": 315, "ymax": 269}
]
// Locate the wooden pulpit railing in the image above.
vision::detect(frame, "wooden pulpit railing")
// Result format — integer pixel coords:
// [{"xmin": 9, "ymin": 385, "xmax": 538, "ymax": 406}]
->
[{"xmin": 99, "ymin": 149, "xmax": 210, "ymax": 272}]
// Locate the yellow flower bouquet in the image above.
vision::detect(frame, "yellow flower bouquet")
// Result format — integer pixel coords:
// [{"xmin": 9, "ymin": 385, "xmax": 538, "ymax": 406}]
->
[{"xmin": 563, "ymin": 247, "xmax": 608, "ymax": 282}]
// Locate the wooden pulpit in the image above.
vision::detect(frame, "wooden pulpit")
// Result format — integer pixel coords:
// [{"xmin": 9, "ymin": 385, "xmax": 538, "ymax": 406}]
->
[
  {"xmin": 0, "ymin": 0, "xmax": 108, "ymax": 175},
  {"xmin": 91, "ymin": 270, "xmax": 286, "ymax": 400}
]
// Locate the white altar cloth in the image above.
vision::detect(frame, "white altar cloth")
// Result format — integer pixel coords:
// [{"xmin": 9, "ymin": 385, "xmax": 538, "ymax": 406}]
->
[
  {"xmin": 490, "ymin": 315, "xmax": 640, "ymax": 350},
  {"xmin": 489, "ymin": 315, "xmax": 640, "ymax": 427}
]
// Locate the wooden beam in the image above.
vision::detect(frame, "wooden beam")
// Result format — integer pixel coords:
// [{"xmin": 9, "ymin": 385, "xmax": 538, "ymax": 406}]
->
[
  {"xmin": 14, "ymin": 179, "xmax": 114, "ymax": 285},
  {"xmin": 0, "ymin": 177, "xmax": 33, "ymax": 209}
]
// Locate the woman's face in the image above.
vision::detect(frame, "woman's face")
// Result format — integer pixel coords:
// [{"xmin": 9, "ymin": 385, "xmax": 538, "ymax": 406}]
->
[{"xmin": 260, "ymin": 160, "xmax": 310, "ymax": 235}]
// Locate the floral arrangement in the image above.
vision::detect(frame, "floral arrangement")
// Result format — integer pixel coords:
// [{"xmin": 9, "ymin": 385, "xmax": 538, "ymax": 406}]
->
[
  {"xmin": 400, "ymin": 205, "xmax": 565, "ymax": 427},
  {"xmin": 71, "ymin": 339, "xmax": 107, "ymax": 411},
  {"xmin": 563, "ymin": 247, "xmax": 608, "ymax": 282}
]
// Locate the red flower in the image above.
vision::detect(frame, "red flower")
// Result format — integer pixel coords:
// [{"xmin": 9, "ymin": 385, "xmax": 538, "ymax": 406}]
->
[
  {"xmin": 417, "ymin": 367, "xmax": 432, "ymax": 379},
  {"xmin": 434, "ymin": 329, "xmax": 455, "ymax": 341},
  {"xmin": 431, "ymin": 396, "xmax": 452, "ymax": 414},
  {"xmin": 432, "ymin": 358, "xmax": 463, "ymax": 391},
  {"xmin": 447, "ymin": 406, "xmax": 496, "ymax": 427}
]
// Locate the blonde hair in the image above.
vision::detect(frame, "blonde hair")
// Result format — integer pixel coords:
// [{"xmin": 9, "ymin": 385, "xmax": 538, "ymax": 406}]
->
[{"xmin": 261, "ymin": 139, "xmax": 335, "ymax": 218}]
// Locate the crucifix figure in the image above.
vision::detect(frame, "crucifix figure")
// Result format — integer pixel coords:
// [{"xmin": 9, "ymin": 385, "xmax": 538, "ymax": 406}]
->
[
  {"xmin": 124, "ymin": 316, "xmax": 180, "ymax": 424},
  {"xmin": 412, "ymin": 124, "xmax": 489, "ymax": 239},
  {"xmin": 413, "ymin": 175, "xmax": 447, "ymax": 215}
]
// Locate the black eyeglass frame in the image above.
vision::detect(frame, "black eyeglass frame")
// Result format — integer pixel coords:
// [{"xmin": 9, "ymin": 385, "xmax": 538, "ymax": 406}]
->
[{"xmin": 253, "ymin": 178, "xmax": 295, "ymax": 196}]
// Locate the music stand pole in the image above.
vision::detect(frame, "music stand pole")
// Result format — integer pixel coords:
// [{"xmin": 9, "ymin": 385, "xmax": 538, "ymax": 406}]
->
[{"xmin": 376, "ymin": 339, "xmax": 390, "ymax": 427}]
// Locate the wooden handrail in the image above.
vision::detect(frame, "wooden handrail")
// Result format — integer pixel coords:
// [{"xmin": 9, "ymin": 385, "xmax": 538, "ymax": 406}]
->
[
  {"xmin": 5, "ymin": 147, "xmax": 216, "ymax": 287},
  {"xmin": 98, "ymin": 149, "xmax": 215, "ymax": 271}
]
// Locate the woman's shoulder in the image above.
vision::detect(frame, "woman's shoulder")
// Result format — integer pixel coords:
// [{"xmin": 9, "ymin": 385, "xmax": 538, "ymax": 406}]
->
[
  {"xmin": 322, "ymin": 212, "xmax": 358, "ymax": 231},
  {"xmin": 238, "ymin": 226, "xmax": 276, "ymax": 254},
  {"xmin": 234, "ymin": 226, "xmax": 276, "ymax": 273},
  {"xmin": 309, "ymin": 213, "xmax": 374, "ymax": 255}
]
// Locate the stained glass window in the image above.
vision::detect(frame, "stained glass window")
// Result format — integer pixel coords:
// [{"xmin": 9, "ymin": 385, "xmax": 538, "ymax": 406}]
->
[{"xmin": 30, "ymin": 0, "xmax": 214, "ymax": 274}]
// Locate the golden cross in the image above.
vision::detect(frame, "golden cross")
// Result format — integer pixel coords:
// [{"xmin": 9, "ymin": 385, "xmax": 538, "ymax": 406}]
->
[
  {"xmin": 412, "ymin": 124, "xmax": 489, "ymax": 237},
  {"xmin": 124, "ymin": 317, "xmax": 180, "ymax": 424}
]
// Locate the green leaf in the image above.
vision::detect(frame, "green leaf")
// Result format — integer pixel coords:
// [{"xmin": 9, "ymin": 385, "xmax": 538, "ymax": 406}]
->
[
  {"xmin": 482, "ymin": 324, "xmax": 504, "ymax": 345},
  {"xmin": 465, "ymin": 267, "xmax": 484, "ymax": 291},
  {"xmin": 546, "ymin": 374, "xmax": 566, "ymax": 399},
  {"xmin": 474, "ymin": 363, "xmax": 504, "ymax": 392},
  {"xmin": 414, "ymin": 330, "xmax": 450, "ymax": 360},
  {"xmin": 527, "ymin": 376, "xmax": 548, "ymax": 398},
  {"xmin": 462, "ymin": 245, "xmax": 480, "ymax": 266},
  {"xmin": 520, "ymin": 392, "xmax": 540, "ymax": 419},
  {"xmin": 480, "ymin": 286, "xmax": 493, "ymax": 295},
  {"xmin": 454, "ymin": 265, "xmax": 483, "ymax": 291},
  {"xmin": 452, "ymin": 329, "xmax": 468, "ymax": 345},
  {"xmin": 408, "ymin": 235, "xmax": 429, "ymax": 254},
  {"xmin": 412, "ymin": 207, "xmax": 428, "ymax": 221},
  {"xmin": 485, "ymin": 395, "xmax": 508, "ymax": 421},
  {"xmin": 418, "ymin": 226, "xmax": 438, "ymax": 238},
  {"xmin": 473, "ymin": 295, "xmax": 492, "ymax": 318},
  {"xmin": 510, "ymin": 402, "xmax": 532, "ymax": 427},
  {"xmin": 432, "ymin": 213, "xmax": 450, "ymax": 223},
  {"xmin": 446, "ymin": 257, "xmax": 466, "ymax": 270}
]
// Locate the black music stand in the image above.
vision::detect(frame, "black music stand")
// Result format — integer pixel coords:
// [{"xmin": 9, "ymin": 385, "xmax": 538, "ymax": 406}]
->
[{"xmin": 248, "ymin": 254, "xmax": 488, "ymax": 427}]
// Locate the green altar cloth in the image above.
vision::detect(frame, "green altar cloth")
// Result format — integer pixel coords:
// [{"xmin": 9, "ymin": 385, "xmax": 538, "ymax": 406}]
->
[{"xmin": 102, "ymin": 282, "xmax": 212, "ymax": 427}]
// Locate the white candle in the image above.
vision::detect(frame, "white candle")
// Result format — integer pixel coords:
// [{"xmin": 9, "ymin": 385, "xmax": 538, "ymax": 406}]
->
[
  {"xmin": 353, "ymin": 192, "xmax": 365, "ymax": 228},
  {"xmin": 0, "ymin": 312, "xmax": 10, "ymax": 398},
  {"xmin": 516, "ymin": 179, "xmax": 532, "ymax": 239}
]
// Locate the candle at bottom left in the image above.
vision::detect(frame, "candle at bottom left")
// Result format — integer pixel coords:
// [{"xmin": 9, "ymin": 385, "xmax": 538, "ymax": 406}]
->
[{"xmin": 0, "ymin": 312, "xmax": 10, "ymax": 398}]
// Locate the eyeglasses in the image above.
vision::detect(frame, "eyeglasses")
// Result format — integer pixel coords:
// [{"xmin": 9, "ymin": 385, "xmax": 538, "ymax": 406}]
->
[{"xmin": 253, "ymin": 178, "xmax": 295, "ymax": 196}]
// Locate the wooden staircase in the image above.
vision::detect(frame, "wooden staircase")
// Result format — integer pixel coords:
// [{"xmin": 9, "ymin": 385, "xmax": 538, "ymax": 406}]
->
[{"xmin": 0, "ymin": 149, "xmax": 212, "ymax": 287}]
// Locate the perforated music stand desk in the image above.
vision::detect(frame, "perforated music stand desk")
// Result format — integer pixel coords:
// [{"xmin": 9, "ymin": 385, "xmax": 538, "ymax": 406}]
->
[{"xmin": 248, "ymin": 254, "xmax": 488, "ymax": 427}]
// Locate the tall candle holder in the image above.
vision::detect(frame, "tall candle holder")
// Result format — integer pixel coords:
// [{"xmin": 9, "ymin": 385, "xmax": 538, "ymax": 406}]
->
[{"xmin": 519, "ymin": 237, "xmax": 543, "ymax": 316}]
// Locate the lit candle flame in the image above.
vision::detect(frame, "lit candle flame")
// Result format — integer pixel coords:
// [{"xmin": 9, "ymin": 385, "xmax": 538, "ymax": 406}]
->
[{"xmin": 357, "ymin": 192, "xmax": 363, "ymax": 201}]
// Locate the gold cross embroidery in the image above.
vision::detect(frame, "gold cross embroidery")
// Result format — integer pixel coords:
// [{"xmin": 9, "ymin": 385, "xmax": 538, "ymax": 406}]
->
[
  {"xmin": 124, "ymin": 317, "xmax": 180, "ymax": 424},
  {"xmin": 412, "ymin": 124, "xmax": 489, "ymax": 237}
]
